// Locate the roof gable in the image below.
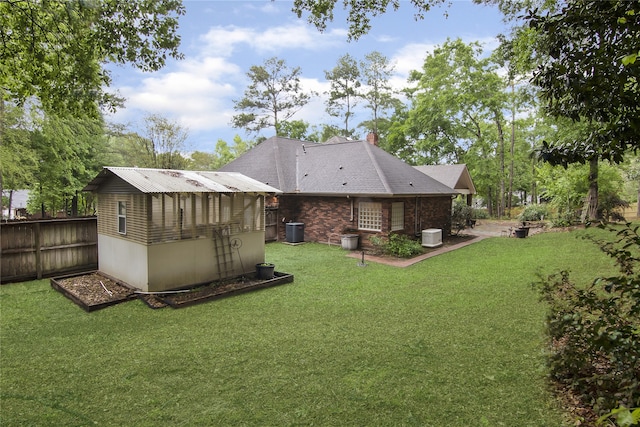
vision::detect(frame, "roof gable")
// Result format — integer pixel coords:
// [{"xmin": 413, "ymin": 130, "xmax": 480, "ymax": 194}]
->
[{"xmin": 413, "ymin": 165, "xmax": 476, "ymax": 195}]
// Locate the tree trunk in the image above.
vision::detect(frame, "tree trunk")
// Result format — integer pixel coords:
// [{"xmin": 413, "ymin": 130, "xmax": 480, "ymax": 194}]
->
[
  {"xmin": 583, "ymin": 157, "xmax": 599, "ymax": 221},
  {"xmin": 495, "ymin": 114, "xmax": 505, "ymax": 218},
  {"xmin": 7, "ymin": 189, "xmax": 13, "ymax": 219},
  {"xmin": 0, "ymin": 95, "xmax": 4, "ymax": 219},
  {"xmin": 508, "ymin": 82, "xmax": 515, "ymax": 217},
  {"xmin": 637, "ymin": 182, "xmax": 640, "ymax": 218},
  {"xmin": 531, "ymin": 160, "xmax": 537, "ymax": 204}
]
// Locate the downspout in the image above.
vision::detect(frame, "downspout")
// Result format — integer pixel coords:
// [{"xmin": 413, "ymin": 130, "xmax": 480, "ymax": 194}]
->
[
  {"xmin": 415, "ymin": 197, "xmax": 420, "ymax": 236},
  {"xmin": 350, "ymin": 197, "xmax": 354, "ymax": 222}
]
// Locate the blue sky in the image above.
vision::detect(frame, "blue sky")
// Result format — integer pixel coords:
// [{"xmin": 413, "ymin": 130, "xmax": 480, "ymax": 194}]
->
[{"xmin": 105, "ymin": 0, "xmax": 509, "ymax": 153}]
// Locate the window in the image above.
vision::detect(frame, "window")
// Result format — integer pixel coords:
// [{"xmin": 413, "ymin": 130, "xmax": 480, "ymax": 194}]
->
[
  {"xmin": 358, "ymin": 202, "xmax": 382, "ymax": 231},
  {"xmin": 391, "ymin": 202, "xmax": 404, "ymax": 231},
  {"xmin": 117, "ymin": 201, "xmax": 126, "ymax": 234}
]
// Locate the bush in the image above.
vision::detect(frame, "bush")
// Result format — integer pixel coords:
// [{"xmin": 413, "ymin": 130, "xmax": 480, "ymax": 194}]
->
[
  {"xmin": 472, "ymin": 208, "xmax": 489, "ymax": 219},
  {"xmin": 518, "ymin": 204, "xmax": 550, "ymax": 222},
  {"xmin": 369, "ymin": 233, "xmax": 423, "ymax": 258},
  {"xmin": 452, "ymin": 200, "xmax": 474, "ymax": 234},
  {"xmin": 534, "ymin": 223, "xmax": 640, "ymax": 420}
]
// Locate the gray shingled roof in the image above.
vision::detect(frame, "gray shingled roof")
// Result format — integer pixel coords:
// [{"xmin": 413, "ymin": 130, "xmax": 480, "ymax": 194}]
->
[
  {"xmin": 413, "ymin": 164, "xmax": 476, "ymax": 195},
  {"xmin": 219, "ymin": 136, "xmax": 457, "ymax": 196},
  {"xmin": 83, "ymin": 167, "xmax": 282, "ymax": 194}
]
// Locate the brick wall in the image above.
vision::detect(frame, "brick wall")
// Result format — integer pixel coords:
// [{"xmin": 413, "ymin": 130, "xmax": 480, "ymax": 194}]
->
[{"xmin": 276, "ymin": 195, "xmax": 452, "ymax": 248}]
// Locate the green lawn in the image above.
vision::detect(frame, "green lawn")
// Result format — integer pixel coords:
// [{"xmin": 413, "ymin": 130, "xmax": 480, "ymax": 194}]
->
[{"xmin": 0, "ymin": 229, "xmax": 615, "ymax": 426}]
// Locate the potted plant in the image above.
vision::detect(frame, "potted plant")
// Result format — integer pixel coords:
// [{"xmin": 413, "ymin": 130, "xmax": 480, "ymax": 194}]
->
[{"xmin": 255, "ymin": 262, "xmax": 275, "ymax": 280}]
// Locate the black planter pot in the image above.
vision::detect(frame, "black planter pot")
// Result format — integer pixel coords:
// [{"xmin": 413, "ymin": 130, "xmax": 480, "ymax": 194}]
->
[
  {"xmin": 256, "ymin": 263, "xmax": 275, "ymax": 280},
  {"xmin": 514, "ymin": 228, "xmax": 527, "ymax": 238}
]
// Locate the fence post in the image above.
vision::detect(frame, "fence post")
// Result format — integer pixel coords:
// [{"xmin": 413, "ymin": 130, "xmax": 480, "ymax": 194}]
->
[{"xmin": 35, "ymin": 222, "xmax": 42, "ymax": 279}]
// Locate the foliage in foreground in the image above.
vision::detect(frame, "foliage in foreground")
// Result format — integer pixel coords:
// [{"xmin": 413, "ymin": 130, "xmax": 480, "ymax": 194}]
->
[{"xmin": 534, "ymin": 223, "xmax": 640, "ymax": 423}]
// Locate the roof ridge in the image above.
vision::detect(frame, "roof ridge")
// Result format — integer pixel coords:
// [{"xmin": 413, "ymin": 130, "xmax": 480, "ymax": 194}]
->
[
  {"xmin": 362, "ymin": 140, "xmax": 393, "ymax": 193},
  {"xmin": 273, "ymin": 139, "xmax": 285, "ymax": 191}
]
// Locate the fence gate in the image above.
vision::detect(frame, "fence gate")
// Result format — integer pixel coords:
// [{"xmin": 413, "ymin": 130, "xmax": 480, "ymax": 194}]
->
[{"xmin": 265, "ymin": 207, "xmax": 278, "ymax": 241}]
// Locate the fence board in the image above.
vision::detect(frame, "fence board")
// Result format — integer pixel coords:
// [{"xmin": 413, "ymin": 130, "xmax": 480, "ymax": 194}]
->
[{"xmin": 1, "ymin": 217, "xmax": 97, "ymax": 283}]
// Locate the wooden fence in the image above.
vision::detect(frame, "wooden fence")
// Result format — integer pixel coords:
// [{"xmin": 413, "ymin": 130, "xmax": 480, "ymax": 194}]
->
[{"xmin": 1, "ymin": 217, "xmax": 98, "ymax": 284}]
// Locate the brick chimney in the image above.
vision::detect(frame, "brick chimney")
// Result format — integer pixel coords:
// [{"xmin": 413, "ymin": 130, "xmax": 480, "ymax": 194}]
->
[{"xmin": 366, "ymin": 132, "xmax": 378, "ymax": 146}]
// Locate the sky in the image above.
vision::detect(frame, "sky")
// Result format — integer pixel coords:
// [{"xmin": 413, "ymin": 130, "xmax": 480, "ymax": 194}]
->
[{"xmin": 105, "ymin": 0, "xmax": 510, "ymax": 153}]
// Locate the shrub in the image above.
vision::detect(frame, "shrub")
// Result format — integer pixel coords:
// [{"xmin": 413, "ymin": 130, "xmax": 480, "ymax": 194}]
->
[
  {"xmin": 534, "ymin": 223, "xmax": 640, "ymax": 420},
  {"xmin": 452, "ymin": 200, "xmax": 474, "ymax": 234},
  {"xmin": 518, "ymin": 204, "xmax": 550, "ymax": 222},
  {"xmin": 369, "ymin": 233, "xmax": 423, "ymax": 258},
  {"xmin": 472, "ymin": 208, "xmax": 489, "ymax": 219}
]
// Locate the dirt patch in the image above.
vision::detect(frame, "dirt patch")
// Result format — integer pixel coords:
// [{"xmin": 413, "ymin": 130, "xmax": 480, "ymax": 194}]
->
[
  {"xmin": 51, "ymin": 272, "xmax": 137, "ymax": 312},
  {"xmin": 51, "ymin": 271, "xmax": 294, "ymax": 311},
  {"xmin": 158, "ymin": 272, "xmax": 294, "ymax": 308}
]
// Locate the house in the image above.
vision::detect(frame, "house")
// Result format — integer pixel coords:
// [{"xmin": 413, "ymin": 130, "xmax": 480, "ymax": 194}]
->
[
  {"xmin": 218, "ymin": 134, "xmax": 459, "ymax": 247},
  {"xmin": 2, "ymin": 190, "xmax": 29, "ymax": 220},
  {"xmin": 413, "ymin": 165, "xmax": 476, "ymax": 205},
  {"xmin": 83, "ymin": 167, "xmax": 281, "ymax": 292}
]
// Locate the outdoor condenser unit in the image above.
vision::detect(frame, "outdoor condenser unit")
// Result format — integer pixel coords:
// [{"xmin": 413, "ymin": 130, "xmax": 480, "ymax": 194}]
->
[{"xmin": 421, "ymin": 229, "xmax": 443, "ymax": 248}]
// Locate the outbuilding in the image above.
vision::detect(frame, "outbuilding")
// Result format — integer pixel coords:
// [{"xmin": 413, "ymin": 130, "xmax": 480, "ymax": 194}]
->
[{"xmin": 83, "ymin": 167, "xmax": 281, "ymax": 292}]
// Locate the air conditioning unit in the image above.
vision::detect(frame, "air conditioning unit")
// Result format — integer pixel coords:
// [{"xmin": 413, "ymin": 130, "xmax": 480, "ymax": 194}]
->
[{"xmin": 421, "ymin": 229, "xmax": 442, "ymax": 248}]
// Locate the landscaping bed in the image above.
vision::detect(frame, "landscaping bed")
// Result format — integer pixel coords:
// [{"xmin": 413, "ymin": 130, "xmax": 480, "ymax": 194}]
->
[
  {"xmin": 50, "ymin": 272, "xmax": 137, "ymax": 312},
  {"xmin": 51, "ymin": 271, "xmax": 294, "ymax": 311}
]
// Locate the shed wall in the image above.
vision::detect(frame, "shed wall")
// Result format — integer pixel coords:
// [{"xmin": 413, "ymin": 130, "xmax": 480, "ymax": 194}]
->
[
  {"xmin": 98, "ymin": 230, "xmax": 266, "ymax": 292},
  {"xmin": 147, "ymin": 231, "xmax": 266, "ymax": 292},
  {"xmin": 98, "ymin": 234, "xmax": 149, "ymax": 290}
]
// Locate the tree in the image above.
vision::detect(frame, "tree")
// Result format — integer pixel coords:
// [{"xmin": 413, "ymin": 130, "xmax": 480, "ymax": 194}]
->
[
  {"xmin": 106, "ymin": 115, "xmax": 189, "ymax": 169},
  {"xmin": 232, "ymin": 57, "xmax": 313, "ymax": 136},
  {"xmin": 528, "ymin": 0, "xmax": 640, "ymax": 220},
  {"xmin": 28, "ymin": 112, "xmax": 106, "ymax": 217},
  {"xmin": 278, "ymin": 120, "xmax": 313, "ymax": 140},
  {"xmin": 0, "ymin": 103, "xmax": 38, "ymax": 194},
  {"xmin": 0, "ymin": 0, "xmax": 185, "ymax": 117},
  {"xmin": 324, "ymin": 54, "xmax": 361, "ymax": 137},
  {"xmin": 390, "ymin": 39, "xmax": 511, "ymax": 215},
  {"xmin": 142, "ymin": 114, "xmax": 189, "ymax": 169},
  {"xmin": 292, "ymin": 0, "xmax": 446, "ymax": 41},
  {"xmin": 359, "ymin": 51, "xmax": 397, "ymax": 135}
]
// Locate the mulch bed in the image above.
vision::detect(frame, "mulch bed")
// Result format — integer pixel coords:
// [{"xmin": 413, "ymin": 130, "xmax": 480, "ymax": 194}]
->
[
  {"xmin": 51, "ymin": 271, "xmax": 294, "ymax": 312},
  {"xmin": 51, "ymin": 272, "xmax": 137, "ymax": 312}
]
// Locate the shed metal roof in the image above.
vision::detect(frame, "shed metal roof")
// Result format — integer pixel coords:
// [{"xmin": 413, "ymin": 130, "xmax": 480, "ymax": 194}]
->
[{"xmin": 83, "ymin": 167, "xmax": 282, "ymax": 194}]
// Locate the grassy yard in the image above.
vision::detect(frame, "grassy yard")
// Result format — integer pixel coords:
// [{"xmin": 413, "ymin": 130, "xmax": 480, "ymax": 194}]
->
[{"xmin": 0, "ymin": 229, "xmax": 616, "ymax": 426}]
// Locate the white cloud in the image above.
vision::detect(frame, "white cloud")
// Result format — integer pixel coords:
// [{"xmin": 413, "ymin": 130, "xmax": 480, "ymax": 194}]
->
[
  {"xmin": 200, "ymin": 23, "xmax": 346, "ymax": 57},
  {"xmin": 109, "ymin": 56, "xmax": 243, "ymax": 132},
  {"xmin": 392, "ymin": 42, "xmax": 437, "ymax": 79},
  {"xmin": 199, "ymin": 26, "xmax": 254, "ymax": 57}
]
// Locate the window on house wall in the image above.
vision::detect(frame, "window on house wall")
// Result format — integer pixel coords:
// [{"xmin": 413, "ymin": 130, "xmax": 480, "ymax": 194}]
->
[
  {"xmin": 358, "ymin": 202, "xmax": 382, "ymax": 231},
  {"xmin": 391, "ymin": 202, "xmax": 404, "ymax": 231},
  {"xmin": 117, "ymin": 201, "xmax": 126, "ymax": 234}
]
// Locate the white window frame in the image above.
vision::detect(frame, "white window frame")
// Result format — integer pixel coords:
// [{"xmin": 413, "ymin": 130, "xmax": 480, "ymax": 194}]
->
[
  {"xmin": 391, "ymin": 202, "xmax": 404, "ymax": 231},
  {"xmin": 117, "ymin": 201, "xmax": 126, "ymax": 235},
  {"xmin": 358, "ymin": 202, "xmax": 382, "ymax": 231}
]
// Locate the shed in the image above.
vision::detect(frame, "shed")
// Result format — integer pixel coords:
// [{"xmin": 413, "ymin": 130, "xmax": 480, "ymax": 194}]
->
[{"xmin": 83, "ymin": 167, "xmax": 281, "ymax": 292}]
